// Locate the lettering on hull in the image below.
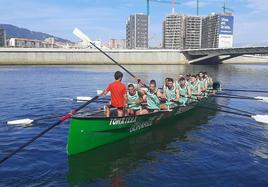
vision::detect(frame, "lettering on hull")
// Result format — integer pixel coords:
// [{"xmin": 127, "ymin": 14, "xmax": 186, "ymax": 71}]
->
[
  {"xmin": 129, "ymin": 116, "xmax": 158, "ymax": 133},
  {"xmin": 109, "ymin": 116, "xmax": 137, "ymax": 126}
]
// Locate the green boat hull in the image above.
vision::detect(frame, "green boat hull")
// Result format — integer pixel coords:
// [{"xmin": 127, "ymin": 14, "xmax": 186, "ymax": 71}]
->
[{"xmin": 67, "ymin": 98, "xmax": 212, "ymax": 156}]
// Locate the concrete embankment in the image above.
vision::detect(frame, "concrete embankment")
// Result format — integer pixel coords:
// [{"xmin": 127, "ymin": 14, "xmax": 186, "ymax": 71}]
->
[
  {"xmin": 0, "ymin": 48, "xmax": 187, "ymax": 65},
  {"xmin": 0, "ymin": 48, "xmax": 268, "ymax": 65}
]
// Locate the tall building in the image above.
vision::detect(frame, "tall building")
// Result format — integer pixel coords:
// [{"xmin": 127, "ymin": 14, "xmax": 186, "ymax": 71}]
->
[
  {"xmin": 201, "ymin": 13, "xmax": 234, "ymax": 48},
  {"xmin": 184, "ymin": 16, "xmax": 202, "ymax": 49},
  {"xmin": 0, "ymin": 29, "xmax": 6, "ymax": 47},
  {"xmin": 126, "ymin": 13, "xmax": 148, "ymax": 49},
  {"xmin": 162, "ymin": 13, "xmax": 184, "ymax": 49}
]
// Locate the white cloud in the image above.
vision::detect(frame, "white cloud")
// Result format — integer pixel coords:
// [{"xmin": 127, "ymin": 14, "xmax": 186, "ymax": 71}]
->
[{"xmin": 246, "ymin": 0, "xmax": 268, "ymax": 13}]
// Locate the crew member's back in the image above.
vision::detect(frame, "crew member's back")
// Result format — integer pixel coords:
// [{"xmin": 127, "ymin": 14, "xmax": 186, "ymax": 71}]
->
[{"xmin": 102, "ymin": 71, "xmax": 127, "ymax": 117}]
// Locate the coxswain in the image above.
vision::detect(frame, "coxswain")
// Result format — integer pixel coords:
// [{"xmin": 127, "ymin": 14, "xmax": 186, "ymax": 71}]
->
[
  {"xmin": 101, "ymin": 71, "xmax": 127, "ymax": 117},
  {"xmin": 163, "ymin": 78, "xmax": 180, "ymax": 109},
  {"xmin": 127, "ymin": 84, "xmax": 145, "ymax": 115},
  {"xmin": 177, "ymin": 77, "xmax": 192, "ymax": 105}
]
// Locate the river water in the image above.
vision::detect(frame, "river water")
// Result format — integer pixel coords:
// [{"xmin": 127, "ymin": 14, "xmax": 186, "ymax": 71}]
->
[{"xmin": 0, "ymin": 65, "xmax": 268, "ymax": 186}]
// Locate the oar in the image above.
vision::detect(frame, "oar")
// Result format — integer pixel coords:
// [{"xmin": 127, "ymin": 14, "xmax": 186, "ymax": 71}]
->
[
  {"xmin": 5, "ymin": 96, "xmax": 112, "ymax": 125},
  {"xmin": 211, "ymin": 95, "xmax": 268, "ymax": 103},
  {"xmin": 0, "ymin": 96, "xmax": 100, "ymax": 165},
  {"xmin": 219, "ymin": 92, "xmax": 268, "ymax": 102},
  {"xmin": 6, "ymin": 115, "xmax": 61, "ymax": 126},
  {"xmin": 222, "ymin": 88, "xmax": 268, "ymax": 93},
  {"xmin": 192, "ymin": 105, "xmax": 268, "ymax": 124},
  {"xmin": 213, "ymin": 103, "xmax": 254, "ymax": 115},
  {"xmin": 73, "ymin": 28, "xmax": 142, "ymax": 82}
]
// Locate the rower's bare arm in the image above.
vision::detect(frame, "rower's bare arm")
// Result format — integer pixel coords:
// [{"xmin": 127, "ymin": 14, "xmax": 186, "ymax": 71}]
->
[
  {"xmin": 157, "ymin": 90, "xmax": 165, "ymax": 99},
  {"xmin": 197, "ymin": 85, "xmax": 201, "ymax": 95},
  {"xmin": 188, "ymin": 86, "xmax": 192, "ymax": 97},
  {"xmin": 143, "ymin": 94, "xmax": 147, "ymax": 102},
  {"xmin": 124, "ymin": 94, "xmax": 128, "ymax": 106},
  {"xmin": 175, "ymin": 88, "xmax": 180, "ymax": 101},
  {"xmin": 137, "ymin": 91, "xmax": 145, "ymax": 103},
  {"xmin": 100, "ymin": 89, "xmax": 108, "ymax": 96}
]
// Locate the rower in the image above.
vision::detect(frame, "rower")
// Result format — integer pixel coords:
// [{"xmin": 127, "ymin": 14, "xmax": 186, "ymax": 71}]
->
[
  {"xmin": 101, "ymin": 71, "xmax": 127, "ymax": 117},
  {"xmin": 198, "ymin": 72, "xmax": 208, "ymax": 96},
  {"xmin": 177, "ymin": 77, "xmax": 192, "ymax": 106},
  {"xmin": 190, "ymin": 75, "xmax": 201, "ymax": 101},
  {"xmin": 143, "ymin": 80, "xmax": 164, "ymax": 114},
  {"xmin": 163, "ymin": 78, "xmax": 180, "ymax": 110},
  {"xmin": 204, "ymin": 72, "xmax": 213, "ymax": 93},
  {"xmin": 185, "ymin": 73, "xmax": 191, "ymax": 85},
  {"xmin": 127, "ymin": 84, "xmax": 145, "ymax": 115},
  {"xmin": 175, "ymin": 74, "xmax": 185, "ymax": 88}
]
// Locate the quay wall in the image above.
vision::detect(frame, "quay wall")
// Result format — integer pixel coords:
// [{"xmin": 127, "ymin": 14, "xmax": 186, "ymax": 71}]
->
[
  {"xmin": 0, "ymin": 48, "xmax": 187, "ymax": 65},
  {"xmin": 0, "ymin": 48, "xmax": 268, "ymax": 65}
]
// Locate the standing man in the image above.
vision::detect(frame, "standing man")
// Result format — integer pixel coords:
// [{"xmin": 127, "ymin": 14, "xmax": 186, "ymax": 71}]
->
[{"xmin": 101, "ymin": 71, "xmax": 127, "ymax": 117}]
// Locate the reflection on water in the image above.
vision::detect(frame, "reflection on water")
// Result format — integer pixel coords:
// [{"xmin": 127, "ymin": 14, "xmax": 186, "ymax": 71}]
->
[{"xmin": 68, "ymin": 107, "xmax": 217, "ymax": 185}]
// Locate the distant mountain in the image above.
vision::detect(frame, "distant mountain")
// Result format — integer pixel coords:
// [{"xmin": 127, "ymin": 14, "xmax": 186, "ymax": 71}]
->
[{"xmin": 0, "ymin": 24, "xmax": 72, "ymax": 43}]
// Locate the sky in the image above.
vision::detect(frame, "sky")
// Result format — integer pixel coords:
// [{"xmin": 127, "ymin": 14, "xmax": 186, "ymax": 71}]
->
[{"xmin": 0, "ymin": 0, "xmax": 268, "ymax": 46}]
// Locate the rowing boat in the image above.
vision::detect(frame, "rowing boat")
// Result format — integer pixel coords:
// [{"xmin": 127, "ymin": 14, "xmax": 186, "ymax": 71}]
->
[{"xmin": 67, "ymin": 95, "xmax": 215, "ymax": 156}]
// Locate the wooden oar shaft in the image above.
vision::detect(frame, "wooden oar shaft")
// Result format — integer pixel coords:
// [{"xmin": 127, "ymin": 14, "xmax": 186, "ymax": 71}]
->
[
  {"xmin": 219, "ymin": 93, "xmax": 258, "ymax": 99},
  {"xmin": 193, "ymin": 105, "xmax": 252, "ymax": 118},
  {"xmin": 215, "ymin": 103, "xmax": 254, "ymax": 115},
  {"xmin": 212, "ymin": 95, "xmax": 259, "ymax": 100},
  {"xmin": 0, "ymin": 95, "xmax": 99, "ymax": 165},
  {"xmin": 90, "ymin": 42, "xmax": 136, "ymax": 79},
  {"xmin": 223, "ymin": 89, "xmax": 268, "ymax": 93}
]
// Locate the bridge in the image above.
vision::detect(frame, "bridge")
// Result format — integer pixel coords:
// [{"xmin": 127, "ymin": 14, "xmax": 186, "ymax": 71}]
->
[{"xmin": 182, "ymin": 46, "xmax": 268, "ymax": 64}]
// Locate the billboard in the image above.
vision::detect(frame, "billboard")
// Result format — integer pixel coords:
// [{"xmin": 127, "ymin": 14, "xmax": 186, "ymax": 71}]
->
[
  {"xmin": 218, "ymin": 15, "xmax": 234, "ymax": 47},
  {"xmin": 219, "ymin": 16, "xmax": 234, "ymax": 35},
  {"xmin": 218, "ymin": 35, "xmax": 233, "ymax": 48}
]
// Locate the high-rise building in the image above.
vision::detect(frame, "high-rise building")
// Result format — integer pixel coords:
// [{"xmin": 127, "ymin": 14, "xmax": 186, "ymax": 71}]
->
[
  {"xmin": 184, "ymin": 16, "xmax": 202, "ymax": 49},
  {"xmin": 201, "ymin": 13, "xmax": 234, "ymax": 48},
  {"xmin": 162, "ymin": 13, "xmax": 184, "ymax": 49},
  {"xmin": 126, "ymin": 13, "xmax": 148, "ymax": 49},
  {"xmin": 0, "ymin": 29, "xmax": 6, "ymax": 47}
]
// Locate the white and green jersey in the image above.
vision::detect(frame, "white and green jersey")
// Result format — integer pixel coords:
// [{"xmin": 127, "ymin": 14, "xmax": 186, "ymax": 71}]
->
[
  {"xmin": 175, "ymin": 80, "xmax": 189, "ymax": 89},
  {"xmin": 164, "ymin": 86, "xmax": 177, "ymax": 101},
  {"xmin": 190, "ymin": 82, "xmax": 199, "ymax": 95},
  {"xmin": 178, "ymin": 84, "xmax": 188, "ymax": 105},
  {"xmin": 146, "ymin": 90, "xmax": 160, "ymax": 110},
  {"xmin": 127, "ymin": 91, "xmax": 141, "ymax": 110},
  {"xmin": 199, "ymin": 79, "xmax": 206, "ymax": 90}
]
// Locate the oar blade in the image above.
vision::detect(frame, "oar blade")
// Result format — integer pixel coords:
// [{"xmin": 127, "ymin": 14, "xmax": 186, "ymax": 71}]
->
[
  {"xmin": 97, "ymin": 90, "xmax": 111, "ymax": 96},
  {"xmin": 252, "ymin": 115, "xmax": 268, "ymax": 124},
  {"xmin": 76, "ymin": 96, "xmax": 93, "ymax": 101},
  {"xmin": 255, "ymin": 96, "xmax": 268, "ymax": 103},
  {"xmin": 7, "ymin": 119, "xmax": 34, "ymax": 125},
  {"xmin": 73, "ymin": 28, "xmax": 92, "ymax": 43}
]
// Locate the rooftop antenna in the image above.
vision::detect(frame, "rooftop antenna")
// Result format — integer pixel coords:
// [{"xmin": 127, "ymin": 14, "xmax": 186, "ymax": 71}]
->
[
  {"xmin": 172, "ymin": 0, "xmax": 175, "ymax": 14},
  {"xmin": 222, "ymin": 0, "xmax": 234, "ymax": 14}
]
